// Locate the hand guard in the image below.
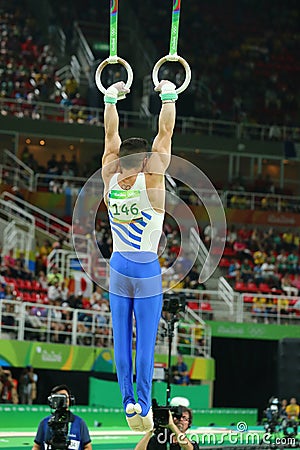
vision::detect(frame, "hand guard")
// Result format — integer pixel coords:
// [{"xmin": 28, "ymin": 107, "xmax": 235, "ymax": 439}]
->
[
  {"xmin": 104, "ymin": 81, "xmax": 130, "ymax": 104},
  {"xmin": 154, "ymin": 80, "xmax": 178, "ymax": 103}
]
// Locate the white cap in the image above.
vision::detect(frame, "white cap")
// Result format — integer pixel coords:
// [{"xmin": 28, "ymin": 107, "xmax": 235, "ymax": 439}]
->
[{"xmin": 170, "ymin": 397, "xmax": 190, "ymax": 407}]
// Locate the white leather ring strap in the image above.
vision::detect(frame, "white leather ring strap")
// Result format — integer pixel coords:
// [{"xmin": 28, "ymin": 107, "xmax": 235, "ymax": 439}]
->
[
  {"xmin": 95, "ymin": 56, "xmax": 133, "ymax": 98},
  {"xmin": 152, "ymin": 54, "xmax": 191, "ymax": 95}
]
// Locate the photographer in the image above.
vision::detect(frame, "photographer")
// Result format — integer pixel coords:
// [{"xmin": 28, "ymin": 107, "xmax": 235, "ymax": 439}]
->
[
  {"xmin": 0, "ymin": 366, "xmax": 18, "ymax": 404},
  {"xmin": 134, "ymin": 407, "xmax": 199, "ymax": 450},
  {"xmin": 32, "ymin": 384, "xmax": 92, "ymax": 450}
]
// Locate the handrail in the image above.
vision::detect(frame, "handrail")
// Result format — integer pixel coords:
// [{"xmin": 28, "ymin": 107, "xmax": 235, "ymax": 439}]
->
[
  {"xmin": 74, "ymin": 21, "xmax": 95, "ymax": 65},
  {"xmin": 0, "ymin": 198, "xmax": 35, "ymax": 233},
  {"xmin": 34, "ymin": 173, "xmax": 92, "ymax": 191},
  {"xmin": 177, "ymin": 187, "xmax": 300, "ymax": 212},
  {"xmin": 0, "ymin": 97, "xmax": 299, "ymax": 142},
  {"xmin": 189, "ymin": 227, "xmax": 207, "ymax": 267},
  {"xmin": 0, "ymin": 299, "xmax": 208, "ymax": 356},
  {"xmin": 218, "ymin": 277, "xmax": 234, "ymax": 316},
  {"xmin": 3, "ymin": 150, "xmax": 34, "ymax": 191},
  {"xmin": 1, "ymin": 191, "xmax": 71, "ymax": 245},
  {"xmin": 221, "ymin": 190, "xmax": 300, "ymax": 212}
]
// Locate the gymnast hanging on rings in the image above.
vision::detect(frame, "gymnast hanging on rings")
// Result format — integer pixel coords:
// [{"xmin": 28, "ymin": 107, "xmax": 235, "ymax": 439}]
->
[{"xmin": 96, "ymin": 0, "xmax": 191, "ymax": 432}]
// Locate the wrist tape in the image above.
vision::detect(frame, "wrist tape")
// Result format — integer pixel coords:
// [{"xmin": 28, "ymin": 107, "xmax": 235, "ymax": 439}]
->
[
  {"xmin": 104, "ymin": 86, "xmax": 118, "ymax": 104},
  {"xmin": 160, "ymin": 92, "xmax": 178, "ymax": 103}
]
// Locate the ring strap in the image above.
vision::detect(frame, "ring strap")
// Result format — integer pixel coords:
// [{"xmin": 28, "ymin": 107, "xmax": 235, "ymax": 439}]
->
[
  {"xmin": 110, "ymin": 0, "xmax": 118, "ymax": 58},
  {"xmin": 169, "ymin": 0, "xmax": 181, "ymax": 56}
]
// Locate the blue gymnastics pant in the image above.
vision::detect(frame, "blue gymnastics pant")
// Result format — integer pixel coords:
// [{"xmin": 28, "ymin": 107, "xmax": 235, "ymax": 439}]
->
[{"xmin": 109, "ymin": 251, "xmax": 163, "ymax": 416}]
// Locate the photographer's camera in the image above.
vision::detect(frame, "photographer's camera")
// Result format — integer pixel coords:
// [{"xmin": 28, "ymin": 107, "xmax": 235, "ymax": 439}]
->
[{"xmin": 46, "ymin": 394, "xmax": 70, "ymax": 450}]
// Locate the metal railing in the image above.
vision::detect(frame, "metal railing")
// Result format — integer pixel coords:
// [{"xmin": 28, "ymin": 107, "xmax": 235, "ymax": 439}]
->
[
  {"xmin": 2, "ymin": 150, "xmax": 34, "ymax": 191},
  {"xmin": 0, "ymin": 197, "xmax": 35, "ymax": 235},
  {"xmin": 0, "ymin": 191, "xmax": 72, "ymax": 245},
  {"xmin": 240, "ymin": 292, "xmax": 300, "ymax": 325},
  {"xmin": 0, "ymin": 299, "xmax": 209, "ymax": 357},
  {"xmin": 1, "ymin": 97, "xmax": 299, "ymax": 141},
  {"xmin": 1, "ymin": 220, "xmax": 34, "ymax": 268},
  {"xmin": 46, "ymin": 249, "xmax": 92, "ymax": 280},
  {"xmin": 189, "ymin": 227, "xmax": 206, "ymax": 273},
  {"xmin": 217, "ymin": 277, "xmax": 235, "ymax": 318},
  {"xmin": 177, "ymin": 186, "xmax": 300, "ymax": 213},
  {"xmin": 34, "ymin": 173, "xmax": 91, "ymax": 193},
  {"xmin": 221, "ymin": 190, "xmax": 300, "ymax": 213}
]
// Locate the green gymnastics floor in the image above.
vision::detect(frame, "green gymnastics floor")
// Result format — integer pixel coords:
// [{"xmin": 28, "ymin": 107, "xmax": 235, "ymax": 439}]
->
[
  {"xmin": 0, "ymin": 406, "xmax": 299, "ymax": 449},
  {"xmin": 1, "ymin": 426, "xmax": 299, "ymax": 449}
]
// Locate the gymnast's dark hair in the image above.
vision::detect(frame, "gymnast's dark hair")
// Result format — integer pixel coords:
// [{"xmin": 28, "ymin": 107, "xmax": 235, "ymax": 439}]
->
[{"xmin": 119, "ymin": 137, "xmax": 149, "ymax": 169}]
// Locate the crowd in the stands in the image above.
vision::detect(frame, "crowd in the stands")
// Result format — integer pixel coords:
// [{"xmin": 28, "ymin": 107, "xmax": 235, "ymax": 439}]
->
[{"xmin": 217, "ymin": 225, "xmax": 300, "ymax": 322}]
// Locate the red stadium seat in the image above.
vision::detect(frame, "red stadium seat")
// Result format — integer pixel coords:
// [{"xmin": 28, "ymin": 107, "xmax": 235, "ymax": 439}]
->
[
  {"xmin": 188, "ymin": 301, "xmax": 199, "ymax": 310},
  {"xmin": 246, "ymin": 282, "xmax": 259, "ymax": 293},
  {"xmin": 220, "ymin": 258, "xmax": 231, "ymax": 268},
  {"xmin": 234, "ymin": 281, "xmax": 248, "ymax": 292},
  {"xmin": 258, "ymin": 282, "xmax": 272, "ymax": 294}
]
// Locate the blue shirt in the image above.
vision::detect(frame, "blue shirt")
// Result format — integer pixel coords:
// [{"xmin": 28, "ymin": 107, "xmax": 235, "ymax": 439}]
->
[{"xmin": 34, "ymin": 412, "xmax": 91, "ymax": 450}]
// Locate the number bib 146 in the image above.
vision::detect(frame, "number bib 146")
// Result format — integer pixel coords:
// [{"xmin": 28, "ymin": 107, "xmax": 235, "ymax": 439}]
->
[{"xmin": 108, "ymin": 190, "xmax": 142, "ymax": 222}]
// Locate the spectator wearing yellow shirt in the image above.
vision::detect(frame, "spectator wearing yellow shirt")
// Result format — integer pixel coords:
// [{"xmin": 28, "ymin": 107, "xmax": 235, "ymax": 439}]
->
[
  {"xmin": 253, "ymin": 249, "xmax": 267, "ymax": 265},
  {"xmin": 282, "ymin": 230, "xmax": 294, "ymax": 251},
  {"xmin": 286, "ymin": 398, "xmax": 300, "ymax": 420}
]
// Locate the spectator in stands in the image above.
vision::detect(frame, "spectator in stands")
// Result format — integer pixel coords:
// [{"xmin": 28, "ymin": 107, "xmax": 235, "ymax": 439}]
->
[
  {"xmin": 291, "ymin": 274, "xmax": 300, "ymax": 295},
  {"xmin": 277, "ymin": 297, "xmax": 290, "ymax": 318},
  {"xmin": 265, "ymin": 298, "xmax": 276, "ymax": 323},
  {"xmin": 240, "ymin": 258, "xmax": 253, "ymax": 283},
  {"xmin": 276, "ymin": 249, "xmax": 288, "ymax": 273},
  {"xmin": 228, "ymin": 259, "xmax": 241, "ymax": 280},
  {"xmin": 253, "ymin": 248, "xmax": 267, "ymax": 266},
  {"xmin": 185, "ymin": 266, "xmax": 200, "ymax": 289},
  {"xmin": 16, "ymin": 252, "xmax": 32, "ymax": 280},
  {"xmin": 18, "ymin": 366, "xmax": 38, "ymax": 405},
  {"xmin": 233, "ymin": 238, "xmax": 251, "ymax": 261},
  {"xmin": 61, "ymin": 163, "xmax": 74, "ymax": 178},
  {"xmin": 38, "ymin": 270, "xmax": 48, "ymax": 290},
  {"xmin": 57, "ymin": 154, "xmax": 67, "ymax": 174},
  {"xmin": 89, "ymin": 285, "xmax": 104, "ymax": 308},
  {"xmin": 285, "ymin": 398, "xmax": 300, "ymax": 421},
  {"xmin": 3, "ymin": 249, "xmax": 17, "ymax": 277},
  {"xmin": 203, "ymin": 224, "xmax": 217, "ymax": 247},
  {"xmin": 1, "ymin": 302, "xmax": 17, "ymax": 337},
  {"xmin": 171, "ymin": 354, "xmax": 190, "ymax": 385},
  {"xmin": 253, "ymin": 264, "xmax": 263, "ymax": 286},
  {"xmin": 281, "ymin": 273, "xmax": 298, "ymax": 297},
  {"xmin": 48, "ymin": 280, "xmax": 62, "ymax": 302},
  {"xmin": 261, "ymin": 257, "xmax": 280, "ymax": 287},
  {"xmin": 226, "ymin": 225, "xmax": 238, "ymax": 247},
  {"xmin": 282, "ymin": 230, "xmax": 294, "ymax": 252},
  {"xmin": 286, "ymin": 250, "xmax": 299, "ymax": 274},
  {"xmin": 69, "ymin": 154, "xmax": 79, "ymax": 176},
  {"xmin": 36, "ymin": 240, "xmax": 52, "ymax": 273},
  {"xmin": 47, "ymin": 266, "xmax": 63, "ymax": 285},
  {"xmin": 47, "ymin": 154, "xmax": 60, "ymax": 176},
  {"xmin": 252, "ymin": 295, "xmax": 266, "ymax": 323},
  {"xmin": 281, "ymin": 399, "xmax": 288, "ymax": 417}
]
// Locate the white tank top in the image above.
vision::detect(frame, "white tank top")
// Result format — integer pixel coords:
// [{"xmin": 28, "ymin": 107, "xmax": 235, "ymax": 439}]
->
[{"xmin": 107, "ymin": 173, "xmax": 164, "ymax": 253}]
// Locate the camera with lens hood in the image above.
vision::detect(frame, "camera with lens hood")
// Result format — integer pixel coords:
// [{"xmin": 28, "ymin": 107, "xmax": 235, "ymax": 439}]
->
[{"xmin": 46, "ymin": 394, "xmax": 70, "ymax": 450}]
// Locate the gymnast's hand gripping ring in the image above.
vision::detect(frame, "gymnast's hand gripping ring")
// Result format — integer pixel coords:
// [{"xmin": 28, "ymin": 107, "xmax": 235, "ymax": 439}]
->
[
  {"xmin": 95, "ymin": 56, "xmax": 133, "ymax": 99},
  {"xmin": 152, "ymin": 54, "xmax": 191, "ymax": 95}
]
